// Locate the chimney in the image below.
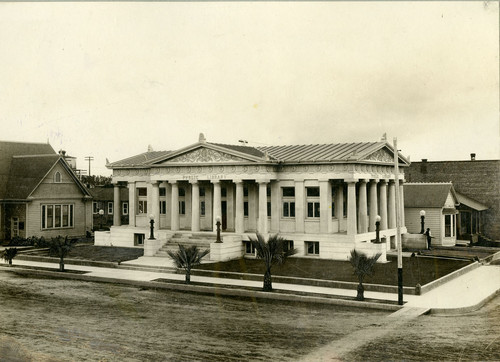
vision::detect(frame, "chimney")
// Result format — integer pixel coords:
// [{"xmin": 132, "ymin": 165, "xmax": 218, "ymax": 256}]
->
[
  {"xmin": 470, "ymin": 153, "xmax": 476, "ymax": 161},
  {"xmin": 421, "ymin": 159, "xmax": 427, "ymax": 174}
]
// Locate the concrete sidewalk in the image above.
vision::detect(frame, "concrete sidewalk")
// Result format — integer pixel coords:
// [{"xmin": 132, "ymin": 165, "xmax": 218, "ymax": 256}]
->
[{"xmin": 2, "ymin": 256, "xmax": 500, "ymax": 314}]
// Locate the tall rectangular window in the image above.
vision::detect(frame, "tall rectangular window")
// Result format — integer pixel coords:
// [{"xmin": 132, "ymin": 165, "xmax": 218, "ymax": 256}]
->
[
  {"xmin": 445, "ymin": 214, "xmax": 452, "ymax": 237},
  {"xmin": 122, "ymin": 202, "xmax": 129, "ymax": 215},
  {"xmin": 159, "ymin": 201, "xmax": 167, "ymax": 214},
  {"xmin": 62, "ymin": 205, "xmax": 69, "ymax": 227},
  {"xmin": 282, "ymin": 187, "xmax": 295, "ymax": 218},
  {"xmin": 107, "ymin": 202, "xmax": 113, "ymax": 215},
  {"xmin": 55, "ymin": 205, "xmax": 62, "ymax": 227},
  {"xmin": 137, "ymin": 187, "xmax": 147, "ymax": 214},
  {"xmin": 306, "ymin": 187, "xmax": 320, "ymax": 218},
  {"xmin": 200, "ymin": 201, "xmax": 206, "ymax": 216}
]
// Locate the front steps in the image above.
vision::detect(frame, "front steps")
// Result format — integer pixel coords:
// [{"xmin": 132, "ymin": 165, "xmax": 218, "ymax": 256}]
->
[{"xmin": 154, "ymin": 232, "xmax": 215, "ymax": 257}]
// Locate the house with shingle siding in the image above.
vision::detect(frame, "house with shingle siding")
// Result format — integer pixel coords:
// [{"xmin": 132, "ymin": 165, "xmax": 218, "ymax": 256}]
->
[
  {"xmin": 0, "ymin": 141, "xmax": 93, "ymax": 241},
  {"xmin": 407, "ymin": 157, "xmax": 499, "ymax": 241}
]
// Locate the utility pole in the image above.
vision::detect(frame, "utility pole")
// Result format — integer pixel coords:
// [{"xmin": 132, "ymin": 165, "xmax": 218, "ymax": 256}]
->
[
  {"xmin": 393, "ymin": 138, "xmax": 403, "ymax": 305},
  {"xmin": 84, "ymin": 156, "xmax": 94, "ymax": 177}
]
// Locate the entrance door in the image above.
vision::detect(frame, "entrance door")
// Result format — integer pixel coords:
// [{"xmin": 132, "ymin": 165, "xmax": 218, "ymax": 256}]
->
[
  {"xmin": 221, "ymin": 201, "xmax": 227, "ymax": 230},
  {"xmin": 11, "ymin": 217, "xmax": 19, "ymax": 238}
]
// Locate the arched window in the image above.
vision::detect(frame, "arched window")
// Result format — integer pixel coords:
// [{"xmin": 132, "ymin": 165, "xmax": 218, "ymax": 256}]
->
[{"xmin": 54, "ymin": 171, "xmax": 62, "ymax": 183}]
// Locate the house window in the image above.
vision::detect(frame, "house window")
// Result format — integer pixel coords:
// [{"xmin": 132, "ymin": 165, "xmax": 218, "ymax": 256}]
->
[
  {"xmin": 445, "ymin": 214, "xmax": 452, "ymax": 237},
  {"xmin": 137, "ymin": 187, "xmax": 147, "ymax": 214},
  {"xmin": 306, "ymin": 241, "xmax": 320, "ymax": 255},
  {"xmin": 41, "ymin": 204, "xmax": 74, "ymax": 229},
  {"xmin": 282, "ymin": 187, "xmax": 295, "ymax": 218},
  {"xmin": 159, "ymin": 201, "xmax": 167, "ymax": 214},
  {"xmin": 122, "ymin": 202, "xmax": 129, "ymax": 215},
  {"xmin": 93, "ymin": 202, "xmax": 99, "ymax": 214},
  {"xmin": 108, "ymin": 202, "xmax": 113, "ymax": 215},
  {"xmin": 307, "ymin": 187, "xmax": 320, "ymax": 218},
  {"xmin": 285, "ymin": 240, "xmax": 294, "ymax": 252},
  {"xmin": 54, "ymin": 171, "xmax": 62, "ymax": 183}
]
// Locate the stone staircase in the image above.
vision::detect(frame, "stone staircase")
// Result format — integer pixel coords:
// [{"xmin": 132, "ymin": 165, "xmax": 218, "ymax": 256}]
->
[{"xmin": 154, "ymin": 232, "xmax": 215, "ymax": 257}]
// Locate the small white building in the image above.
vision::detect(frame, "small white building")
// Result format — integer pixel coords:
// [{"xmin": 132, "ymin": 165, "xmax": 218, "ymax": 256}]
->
[
  {"xmin": 404, "ymin": 182, "xmax": 459, "ymax": 246},
  {"xmin": 98, "ymin": 134, "xmax": 409, "ymax": 261}
]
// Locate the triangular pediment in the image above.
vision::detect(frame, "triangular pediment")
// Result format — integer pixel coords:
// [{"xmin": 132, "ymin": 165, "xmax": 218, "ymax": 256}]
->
[
  {"xmin": 361, "ymin": 145, "xmax": 410, "ymax": 165},
  {"xmin": 154, "ymin": 145, "xmax": 260, "ymax": 165}
]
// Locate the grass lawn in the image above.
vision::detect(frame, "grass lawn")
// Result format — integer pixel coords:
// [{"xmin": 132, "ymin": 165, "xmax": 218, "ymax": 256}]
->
[
  {"xmin": 24, "ymin": 245, "xmax": 144, "ymax": 263},
  {"xmin": 194, "ymin": 256, "xmax": 472, "ymax": 287}
]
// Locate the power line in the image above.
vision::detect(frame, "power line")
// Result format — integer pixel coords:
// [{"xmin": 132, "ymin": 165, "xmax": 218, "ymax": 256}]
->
[{"xmin": 84, "ymin": 156, "xmax": 94, "ymax": 177}]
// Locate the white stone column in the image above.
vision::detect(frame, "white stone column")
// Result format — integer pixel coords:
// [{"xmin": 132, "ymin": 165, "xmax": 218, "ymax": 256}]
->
[
  {"xmin": 319, "ymin": 179, "xmax": 330, "ymax": 233},
  {"xmin": 399, "ymin": 180, "xmax": 405, "ymax": 228},
  {"xmin": 388, "ymin": 180, "xmax": 396, "ymax": 229},
  {"xmin": 335, "ymin": 183, "xmax": 344, "ymax": 232},
  {"xmin": 151, "ymin": 181, "xmax": 160, "ymax": 226},
  {"xmin": 294, "ymin": 180, "xmax": 305, "ymax": 233},
  {"xmin": 368, "ymin": 180, "xmax": 378, "ymax": 232},
  {"xmin": 128, "ymin": 181, "xmax": 136, "ymax": 227},
  {"xmin": 257, "ymin": 181, "xmax": 268, "ymax": 234},
  {"xmin": 170, "ymin": 181, "xmax": 179, "ymax": 231},
  {"xmin": 212, "ymin": 180, "xmax": 222, "ymax": 232},
  {"xmin": 234, "ymin": 180, "xmax": 244, "ymax": 234},
  {"xmin": 113, "ymin": 183, "xmax": 121, "ymax": 226},
  {"xmin": 358, "ymin": 179, "xmax": 368, "ymax": 234},
  {"xmin": 379, "ymin": 180, "xmax": 388, "ymax": 230},
  {"xmin": 191, "ymin": 180, "xmax": 200, "ymax": 232},
  {"xmin": 347, "ymin": 180, "xmax": 357, "ymax": 236}
]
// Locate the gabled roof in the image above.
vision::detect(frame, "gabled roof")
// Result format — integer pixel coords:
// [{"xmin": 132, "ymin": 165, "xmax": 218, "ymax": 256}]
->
[
  {"xmin": 455, "ymin": 192, "xmax": 488, "ymax": 211},
  {"xmin": 107, "ymin": 139, "xmax": 409, "ymax": 168},
  {"xmin": 89, "ymin": 186, "xmax": 129, "ymax": 201},
  {"xmin": 404, "ymin": 182, "xmax": 458, "ymax": 208},
  {"xmin": 0, "ymin": 141, "xmax": 56, "ymax": 199}
]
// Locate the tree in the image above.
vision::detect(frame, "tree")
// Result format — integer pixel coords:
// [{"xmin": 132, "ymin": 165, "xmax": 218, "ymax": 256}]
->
[
  {"xmin": 2, "ymin": 248, "xmax": 18, "ymax": 265},
  {"xmin": 167, "ymin": 245, "xmax": 210, "ymax": 284},
  {"xmin": 349, "ymin": 249, "xmax": 381, "ymax": 301},
  {"xmin": 248, "ymin": 233, "xmax": 297, "ymax": 292},
  {"xmin": 48, "ymin": 236, "xmax": 74, "ymax": 272}
]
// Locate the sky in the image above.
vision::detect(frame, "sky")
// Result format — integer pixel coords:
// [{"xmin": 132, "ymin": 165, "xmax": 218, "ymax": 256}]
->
[{"xmin": 0, "ymin": 1, "xmax": 498, "ymax": 176}]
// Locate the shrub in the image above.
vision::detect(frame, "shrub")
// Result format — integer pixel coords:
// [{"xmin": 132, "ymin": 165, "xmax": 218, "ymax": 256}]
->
[{"xmin": 2, "ymin": 248, "xmax": 18, "ymax": 265}]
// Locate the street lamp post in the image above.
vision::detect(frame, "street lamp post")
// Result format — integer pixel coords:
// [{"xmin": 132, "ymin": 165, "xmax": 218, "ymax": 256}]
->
[
  {"xmin": 99, "ymin": 209, "xmax": 104, "ymax": 231},
  {"xmin": 375, "ymin": 215, "xmax": 381, "ymax": 243},
  {"xmin": 149, "ymin": 214, "xmax": 155, "ymax": 240},
  {"xmin": 420, "ymin": 210, "xmax": 426, "ymax": 234},
  {"xmin": 215, "ymin": 216, "xmax": 222, "ymax": 243}
]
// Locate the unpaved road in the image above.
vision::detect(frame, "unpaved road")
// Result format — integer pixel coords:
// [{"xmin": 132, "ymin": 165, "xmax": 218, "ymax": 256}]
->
[{"xmin": 0, "ymin": 270, "xmax": 499, "ymax": 361}]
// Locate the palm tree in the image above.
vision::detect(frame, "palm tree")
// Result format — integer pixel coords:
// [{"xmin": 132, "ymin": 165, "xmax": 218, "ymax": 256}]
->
[
  {"xmin": 248, "ymin": 233, "xmax": 297, "ymax": 292},
  {"xmin": 167, "ymin": 245, "xmax": 210, "ymax": 284},
  {"xmin": 349, "ymin": 249, "xmax": 381, "ymax": 301},
  {"xmin": 2, "ymin": 248, "xmax": 18, "ymax": 265},
  {"xmin": 48, "ymin": 236, "xmax": 74, "ymax": 272}
]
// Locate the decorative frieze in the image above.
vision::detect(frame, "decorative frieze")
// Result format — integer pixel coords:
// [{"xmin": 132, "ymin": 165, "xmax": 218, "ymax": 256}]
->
[{"xmin": 166, "ymin": 148, "xmax": 248, "ymax": 163}]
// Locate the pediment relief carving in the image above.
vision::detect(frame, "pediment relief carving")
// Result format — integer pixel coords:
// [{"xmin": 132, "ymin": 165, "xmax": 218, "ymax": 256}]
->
[
  {"xmin": 363, "ymin": 148, "xmax": 394, "ymax": 163},
  {"xmin": 162, "ymin": 148, "xmax": 250, "ymax": 163}
]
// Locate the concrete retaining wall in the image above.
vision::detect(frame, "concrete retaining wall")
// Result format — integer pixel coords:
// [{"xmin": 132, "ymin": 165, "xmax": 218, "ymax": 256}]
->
[{"xmin": 210, "ymin": 235, "xmax": 244, "ymax": 262}]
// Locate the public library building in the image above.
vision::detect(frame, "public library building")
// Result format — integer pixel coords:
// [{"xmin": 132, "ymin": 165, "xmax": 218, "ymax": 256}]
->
[{"xmin": 98, "ymin": 134, "xmax": 408, "ymax": 261}]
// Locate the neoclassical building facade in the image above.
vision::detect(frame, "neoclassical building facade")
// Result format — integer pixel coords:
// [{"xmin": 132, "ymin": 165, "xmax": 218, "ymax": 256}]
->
[{"xmin": 99, "ymin": 134, "xmax": 408, "ymax": 261}]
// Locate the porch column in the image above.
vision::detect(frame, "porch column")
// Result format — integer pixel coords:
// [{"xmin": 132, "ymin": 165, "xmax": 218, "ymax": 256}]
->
[
  {"xmin": 128, "ymin": 181, "xmax": 136, "ymax": 227},
  {"xmin": 368, "ymin": 180, "xmax": 378, "ymax": 232},
  {"xmin": 151, "ymin": 181, "xmax": 160, "ymax": 225},
  {"xmin": 191, "ymin": 180, "xmax": 200, "ymax": 232},
  {"xmin": 358, "ymin": 179, "xmax": 368, "ymax": 234},
  {"xmin": 335, "ymin": 183, "xmax": 344, "ymax": 232},
  {"xmin": 113, "ymin": 183, "xmax": 121, "ymax": 226},
  {"xmin": 170, "ymin": 181, "xmax": 179, "ymax": 231},
  {"xmin": 319, "ymin": 179, "xmax": 330, "ymax": 233},
  {"xmin": 399, "ymin": 180, "xmax": 405, "ymax": 228},
  {"xmin": 294, "ymin": 180, "xmax": 305, "ymax": 233},
  {"xmin": 270, "ymin": 181, "xmax": 280, "ymax": 233},
  {"xmin": 388, "ymin": 180, "xmax": 396, "ymax": 229},
  {"xmin": 212, "ymin": 180, "xmax": 221, "ymax": 232},
  {"xmin": 257, "ymin": 180, "xmax": 268, "ymax": 234},
  {"xmin": 234, "ymin": 180, "xmax": 244, "ymax": 234},
  {"xmin": 347, "ymin": 180, "xmax": 357, "ymax": 236},
  {"xmin": 379, "ymin": 179, "xmax": 388, "ymax": 230}
]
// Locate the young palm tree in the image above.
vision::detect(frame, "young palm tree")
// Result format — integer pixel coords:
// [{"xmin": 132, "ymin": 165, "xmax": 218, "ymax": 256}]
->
[
  {"xmin": 167, "ymin": 245, "xmax": 210, "ymax": 284},
  {"xmin": 2, "ymin": 248, "xmax": 18, "ymax": 265},
  {"xmin": 248, "ymin": 233, "xmax": 297, "ymax": 292},
  {"xmin": 48, "ymin": 236, "xmax": 74, "ymax": 272},
  {"xmin": 349, "ymin": 249, "xmax": 381, "ymax": 301}
]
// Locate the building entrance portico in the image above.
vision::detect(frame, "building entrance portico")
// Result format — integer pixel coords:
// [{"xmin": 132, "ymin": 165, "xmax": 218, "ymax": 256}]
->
[{"xmin": 102, "ymin": 134, "xmax": 409, "ymax": 260}]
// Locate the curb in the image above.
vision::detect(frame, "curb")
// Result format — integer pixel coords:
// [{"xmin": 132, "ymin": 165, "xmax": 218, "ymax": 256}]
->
[
  {"xmin": 0, "ymin": 265, "xmax": 402, "ymax": 312},
  {"xmin": 429, "ymin": 287, "xmax": 500, "ymax": 315}
]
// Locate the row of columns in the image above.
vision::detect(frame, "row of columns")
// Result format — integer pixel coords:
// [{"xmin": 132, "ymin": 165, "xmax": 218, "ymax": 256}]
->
[{"xmin": 113, "ymin": 178, "xmax": 405, "ymax": 236}]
